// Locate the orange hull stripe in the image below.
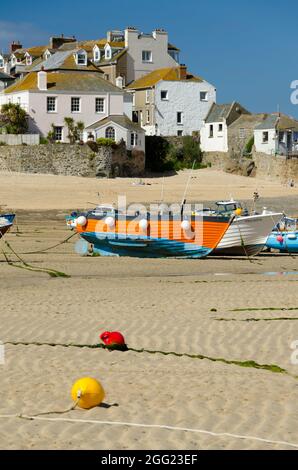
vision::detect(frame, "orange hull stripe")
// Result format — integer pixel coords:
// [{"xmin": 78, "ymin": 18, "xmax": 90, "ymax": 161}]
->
[{"xmin": 77, "ymin": 219, "xmax": 230, "ymax": 249}]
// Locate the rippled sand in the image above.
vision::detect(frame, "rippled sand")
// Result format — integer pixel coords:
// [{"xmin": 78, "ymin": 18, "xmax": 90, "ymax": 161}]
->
[{"xmin": 0, "ymin": 212, "xmax": 297, "ymax": 449}]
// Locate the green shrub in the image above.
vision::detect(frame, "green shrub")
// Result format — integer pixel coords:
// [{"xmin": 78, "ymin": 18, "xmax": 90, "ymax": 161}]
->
[
  {"xmin": 40, "ymin": 137, "xmax": 49, "ymax": 145},
  {"xmin": 96, "ymin": 137, "xmax": 115, "ymax": 147},
  {"xmin": 244, "ymin": 136, "xmax": 254, "ymax": 154},
  {"xmin": 0, "ymin": 141, "xmax": 7, "ymax": 146}
]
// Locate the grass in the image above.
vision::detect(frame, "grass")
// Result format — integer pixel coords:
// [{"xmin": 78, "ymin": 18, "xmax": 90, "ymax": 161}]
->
[
  {"xmin": 231, "ymin": 307, "xmax": 298, "ymax": 312},
  {"xmin": 216, "ymin": 317, "xmax": 298, "ymax": 322}
]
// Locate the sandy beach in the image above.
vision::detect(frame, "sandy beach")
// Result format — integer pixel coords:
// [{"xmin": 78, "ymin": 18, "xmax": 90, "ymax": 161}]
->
[{"xmin": 0, "ymin": 169, "xmax": 297, "ymax": 450}]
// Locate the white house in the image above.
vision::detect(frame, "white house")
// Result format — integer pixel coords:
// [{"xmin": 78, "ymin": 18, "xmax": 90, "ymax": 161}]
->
[
  {"xmin": 0, "ymin": 69, "xmax": 134, "ymax": 146},
  {"xmin": 127, "ymin": 65, "xmax": 216, "ymax": 136},
  {"xmin": 200, "ymin": 102, "xmax": 250, "ymax": 153},
  {"xmin": 254, "ymin": 113, "xmax": 298, "ymax": 156},
  {"xmin": 85, "ymin": 115, "xmax": 145, "ymax": 152}
]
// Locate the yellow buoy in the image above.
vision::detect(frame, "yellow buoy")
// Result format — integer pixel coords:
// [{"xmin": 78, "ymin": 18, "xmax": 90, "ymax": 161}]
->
[
  {"xmin": 235, "ymin": 208, "xmax": 243, "ymax": 216},
  {"xmin": 71, "ymin": 377, "xmax": 105, "ymax": 409}
]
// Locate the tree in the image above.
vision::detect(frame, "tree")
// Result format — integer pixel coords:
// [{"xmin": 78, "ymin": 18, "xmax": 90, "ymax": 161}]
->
[
  {"xmin": 64, "ymin": 117, "xmax": 85, "ymax": 143},
  {"xmin": 0, "ymin": 103, "xmax": 28, "ymax": 134}
]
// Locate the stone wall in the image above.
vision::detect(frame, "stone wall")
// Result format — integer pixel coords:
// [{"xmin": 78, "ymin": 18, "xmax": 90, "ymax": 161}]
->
[
  {"xmin": 252, "ymin": 151, "xmax": 298, "ymax": 183},
  {"xmin": 0, "ymin": 142, "xmax": 145, "ymax": 177},
  {"xmin": 202, "ymin": 150, "xmax": 298, "ymax": 182}
]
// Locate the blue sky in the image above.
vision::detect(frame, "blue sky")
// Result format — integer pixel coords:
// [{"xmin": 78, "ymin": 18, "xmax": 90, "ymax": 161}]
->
[{"xmin": 1, "ymin": 0, "xmax": 298, "ymax": 117}]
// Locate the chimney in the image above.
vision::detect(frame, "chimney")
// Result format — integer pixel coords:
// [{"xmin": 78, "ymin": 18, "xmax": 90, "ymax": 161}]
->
[
  {"xmin": 178, "ymin": 64, "xmax": 187, "ymax": 80},
  {"xmin": 50, "ymin": 35, "xmax": 77, "ymax": 49},
  {"xmin": 10, "ymin": 41, "xmax": 22, "ymax": 53},
  {"xmin": 37, "ymin": 67, "xmax": 47, "ymax": 90}
]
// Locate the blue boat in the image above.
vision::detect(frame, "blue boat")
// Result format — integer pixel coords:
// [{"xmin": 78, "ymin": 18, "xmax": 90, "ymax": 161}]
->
[
  {"xmin": 0, "ymin": 213, "xmax": 15, "ymax": 239},
  {"xmin": 266, "ymin": 217, "xmax": 298, "ymax": 253}
]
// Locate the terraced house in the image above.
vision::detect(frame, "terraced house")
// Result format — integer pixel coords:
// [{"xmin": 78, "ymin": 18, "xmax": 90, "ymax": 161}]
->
[
  {"xmin": 127, "ymin": 65, "xmax": 216, "ymax": 136},
  {"xmin": 0, "ymin": 66, "xmax": 144, "ymax": 151}
]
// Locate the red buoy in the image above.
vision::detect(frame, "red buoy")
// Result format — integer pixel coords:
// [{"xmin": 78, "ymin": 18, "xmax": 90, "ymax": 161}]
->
[{"xmin": 100, "ymin": 331, "xmax": 126, "ymax": 347}]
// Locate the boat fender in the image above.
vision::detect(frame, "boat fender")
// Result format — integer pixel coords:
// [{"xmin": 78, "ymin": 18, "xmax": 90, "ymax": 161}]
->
[
  {"xmin": 181, "ymin": 220, "xmax": 191, "ymax": 231},
  {"xmin": 139, "ymin": 219, "xmax": 148, "ymax": 231},
  {"xmin": 105, "ymin": 216, "xmax": 115, "ymax": 228},
  {"xmin": 276, "ymin": 235, "xmax": 283, "ymax": 243},
  {"xmin": 76, "ymin": 215, "xmax": 87, "ymax": 227}
]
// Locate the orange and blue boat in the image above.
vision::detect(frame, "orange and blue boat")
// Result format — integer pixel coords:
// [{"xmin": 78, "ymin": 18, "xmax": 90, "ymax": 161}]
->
[
  {"xmin": 0, "ymin": 213, "xmax": 15, "ymax": 239},
  {"xmin": 68, "ymin": 205, "xmax": 233, "ymax": 259}
]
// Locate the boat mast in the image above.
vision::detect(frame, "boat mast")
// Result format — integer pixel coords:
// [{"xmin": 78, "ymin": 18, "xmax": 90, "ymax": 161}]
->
[{"xmin": 181, "ymin": 160, "xmax": 196, "ymax": 216}]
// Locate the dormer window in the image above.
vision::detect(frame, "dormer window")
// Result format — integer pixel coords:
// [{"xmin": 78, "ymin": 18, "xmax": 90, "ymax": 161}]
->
[
  {"xmin": 75, "ymin": 50, "xmax": 87, "ymax": 66},
  {"xmin": 105, "ymin": 44, "xmax": 112, "ymax": 60},
  {"xmin": 0, "ymin": 56, "xmax": 3, "ymax": 68},
  {"xmin": 10, "ymin": 55, "xmax": 16, "ymax": 66},
  {"xmin": 93, "ymin": 46, "xmax": 101, "ymax": 62},
  {"xmin": 26, "ymin": 54, "xmax": 32, "ymax": 66},
  {"xmin": 44, "ymin": 50, "xmax": 51, "ymax": 61}
]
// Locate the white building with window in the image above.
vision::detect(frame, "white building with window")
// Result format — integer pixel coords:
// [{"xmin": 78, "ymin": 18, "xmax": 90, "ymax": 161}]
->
[
  {"xmin": 85, "ymin": 115, "xmax": 145, "ymax": 152},
  {"xmin": 254, "ymin": 113, "xmax": 298, "ymax": 156},
  {"xmin": 0, "ymin": 69, "xmax": 134, "ymax": 144},
  {"xmin": 127, "ymin": 65, "xmax": 216, "ymax": 136},
  {"xmin": 201, "ymin": 102, "xmax": 268, "ymax": 156}
]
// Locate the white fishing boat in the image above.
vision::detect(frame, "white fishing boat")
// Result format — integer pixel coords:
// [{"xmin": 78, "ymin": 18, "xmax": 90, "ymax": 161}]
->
[
  {"xmin": 213, "ymin": 201, "xmax": 283, "ymax": 256},
  {"xmin": 196, "ymin": 200, "xmax": 283, "ymax": 256}
]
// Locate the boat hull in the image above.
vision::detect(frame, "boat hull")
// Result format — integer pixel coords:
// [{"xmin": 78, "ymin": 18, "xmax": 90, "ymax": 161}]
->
[
  {"xmin": 266, "ymin": 232, "xmax": 298, "ymax": 253},
  {"xmin": 0, "ymin": 214, "xmax": 15, "ymax": 239},
  {"xmin": 76, "ymin": 214, "xmax": 231, "ymax": 259},
  {"xmin": 213, "ymin": 213, "xmax": 282, "ymax": 256}
]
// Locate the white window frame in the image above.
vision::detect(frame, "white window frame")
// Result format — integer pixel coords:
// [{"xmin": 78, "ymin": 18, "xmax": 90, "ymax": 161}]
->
[
  {"xmin": 177, "ymin": 130, "xmax": 183, "ymax": 136},
  {"xmin": 200, "ymin": 91, "xmax": 208, "ymax": 102},
  {"xmin": 218, "ymin": 123, "xmax": 223, "ymax": 133},
  {"xmin": 105, "ymin": 126, "xmax": 116, "ymax": 140},
  {"xmin": 76, "ymin": 52, "xmax": 87, "ymax": 66},
  {"xmin": 71, "ymin": 97, "xmax": 81, "ymax": 113},
  {"xmin": 142, "ymin": 50, "xmax": 152, "ymax": 63},
  {"xmin": 132, "ymin": 93, "xmax": 135, "ymax": 106},
  {"xmin": 146, "ymin": 109, "xmax": 150, "ymax": 124},
  {"xmin": 145, "ymin": 89, "xmax": 150, "ymax": 104},
  {"xmin": 47, "ymin": 96, "xmax": 57, "ymax": 113},
  {"xmin": 177, "ymin": 111, "xmax": 183, "ymax": 125},
  {"xmin": 209, "ymin": 124, "xmax": 214, "ymax": 138},
  {"xmin": 239, "ymin": 128, "xmax": 246, "ymax": 139},
  {"xmin": 54, "ymin": 126, "xmax": 63, "ymax": 142},
  {"xmin": 95, "ymin": 97, "xmax": 105, "ymax": 113},
  {"xmin": 131, "ymin": 132, "xmax": 138, "ymax": 147},
  {"xmin": 262, "ymin": 131, "xmax": 269, "ymax": 143},
  {"xmin": 105, "ymin": 45, "xmax": 112, "ymax": 60},
  {"xmin": 160, "ymin": 90, "xmax": 168, "ymax": 101}
]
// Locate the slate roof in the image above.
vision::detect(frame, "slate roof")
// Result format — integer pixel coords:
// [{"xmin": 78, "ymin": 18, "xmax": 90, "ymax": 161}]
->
[
  {"xmin": 255, "ymin": 113, "xmax": 298, "ymax": 132},
  {"xmin": 205, "ymin": 103, "xmax": 234, "ymax": 123},
  {"xmin": 4, "ymin": 71, "xmax": 123, "ymax": 94},
  {"xmin": 28, "ymin": 50, "xmax": 102, "ymax": 73},
  {"xmin": 86, "ymin": 114, "xmax": 144, "ymax": 132},
  {"xmin": 0, "ymin": 71, "xmax": 14, "ymax": 80}
]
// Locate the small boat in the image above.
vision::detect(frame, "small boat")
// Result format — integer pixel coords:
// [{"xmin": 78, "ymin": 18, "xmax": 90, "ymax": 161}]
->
[
  {"xmin": 197, "ymin": 200, "xmax": 283, "ymax": 256},
  {"xmin": 0, "ymin": 213, "xmax": 15, "ymax": 239},
  {"xmin": 68, "ymin": 205, "xmax": 233, "ymax": 259},
  {"xmin": 266, "ymin": 217, "xmax": 298, "ymax": 253}
]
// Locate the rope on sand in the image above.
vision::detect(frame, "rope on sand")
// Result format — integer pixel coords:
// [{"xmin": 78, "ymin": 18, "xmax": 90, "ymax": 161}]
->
[{"xmin": 0, "ymin": 414, "xmax": 297, "ymax": 449}]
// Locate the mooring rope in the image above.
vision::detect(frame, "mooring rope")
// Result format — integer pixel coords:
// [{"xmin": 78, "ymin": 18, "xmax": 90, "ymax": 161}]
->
[{"xmin": 0, "ymin": 414, "xmax": 297, "ymax": 449}]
